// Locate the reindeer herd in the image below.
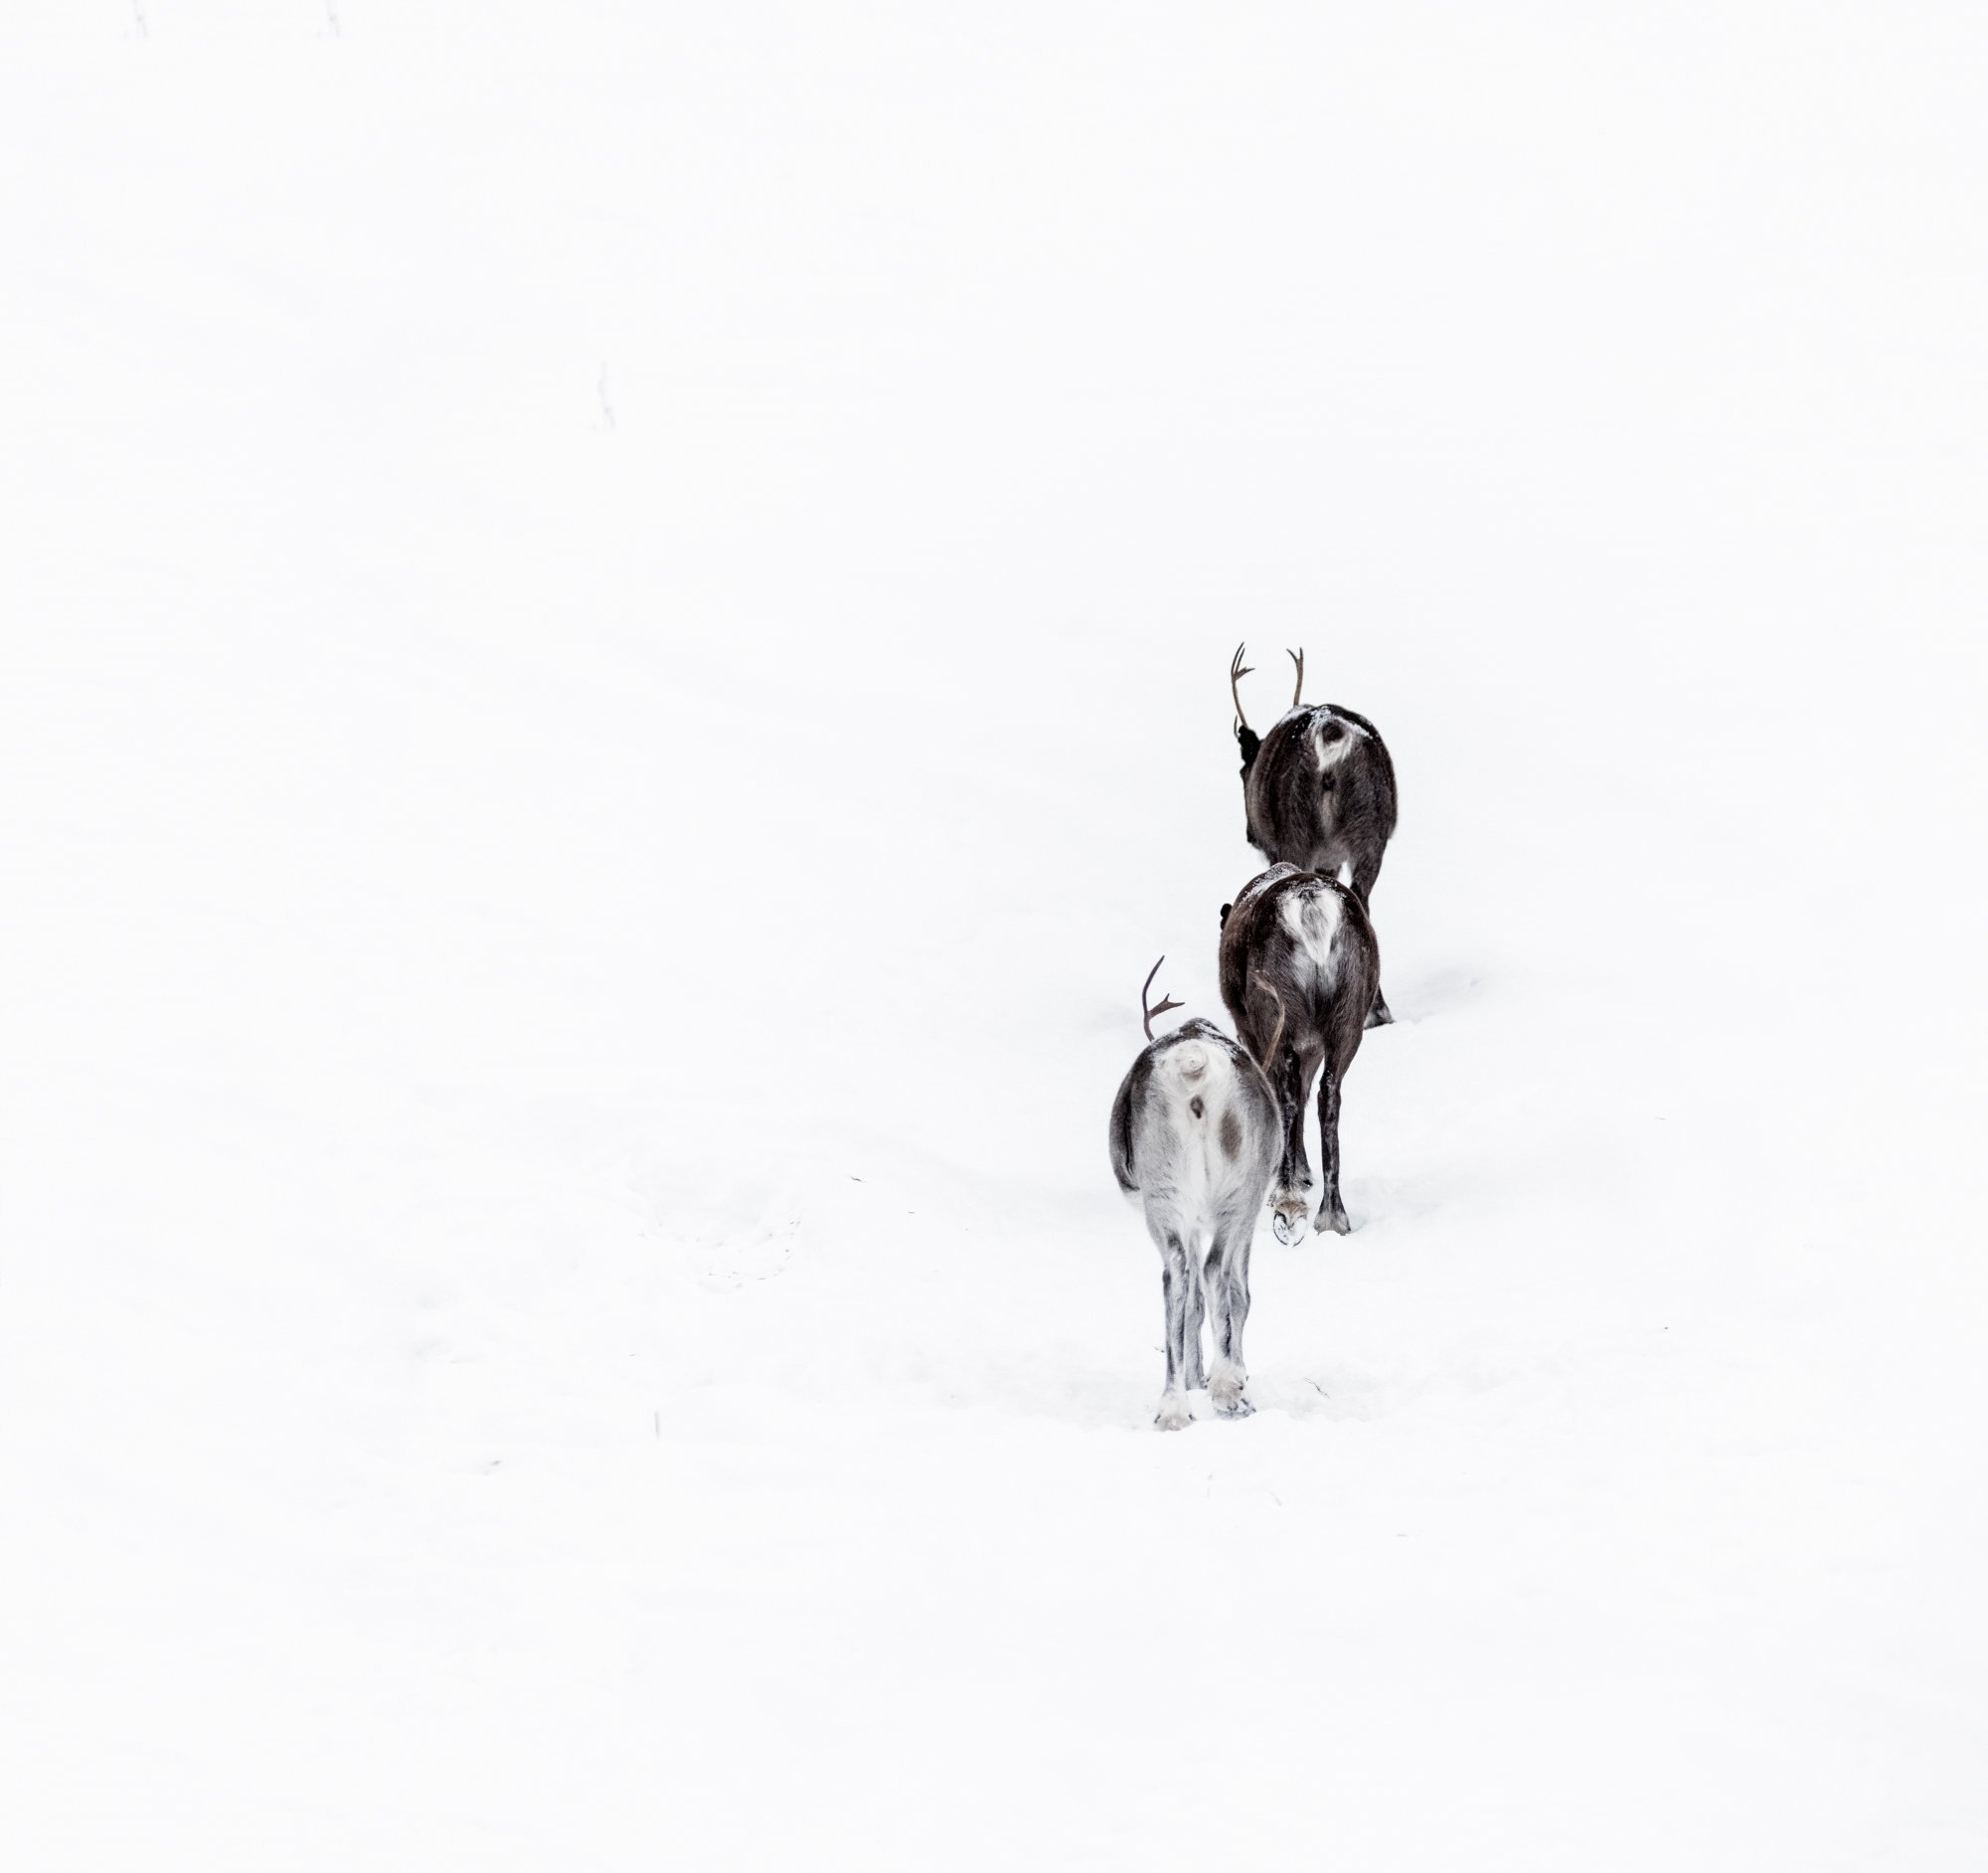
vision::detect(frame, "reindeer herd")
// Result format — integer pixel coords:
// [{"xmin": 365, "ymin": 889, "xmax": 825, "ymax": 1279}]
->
[{"xmin": 1108, "ymin": 646, "xmax": 1400, "ymax": 1430}]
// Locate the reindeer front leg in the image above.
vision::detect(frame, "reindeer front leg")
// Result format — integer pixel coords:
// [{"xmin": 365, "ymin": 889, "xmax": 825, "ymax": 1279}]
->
[
  {"xmin": 1204, "ymin": 1213, "xmax": 1254, "ymax": 1417},
  {"xmin": 1350, "ymin": 853, "xmax": 1394, "ymax": 1027},
  {"xmin": 1182, "ymin": 1250, "xmax": 1208, "ymax": 1395}
]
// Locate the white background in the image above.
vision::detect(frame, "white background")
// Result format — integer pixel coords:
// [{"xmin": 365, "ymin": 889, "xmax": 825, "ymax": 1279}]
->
[{"xmin": 3, "ymin": 3, "xmax": 1984, "ymax": 1866}]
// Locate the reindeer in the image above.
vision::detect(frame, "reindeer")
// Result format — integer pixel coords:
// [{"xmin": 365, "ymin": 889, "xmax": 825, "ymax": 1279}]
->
[
  {"xmin": 1108, "ymin": 958, "xmax": 1282, "ymax": 1430},
  {"xmin": 1230, "ymin": 643, "xmax": 1399, "ymax": 1025},
  {"xmin": 1219, "ymin": 863, "xmax": 1381, "ymax": 1242}
]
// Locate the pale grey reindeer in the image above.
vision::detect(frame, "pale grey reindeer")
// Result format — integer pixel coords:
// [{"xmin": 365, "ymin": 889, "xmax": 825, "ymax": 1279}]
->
[
  {"xmin": 1108, "ymin": 959, "xmax": 1281, "ymax": 1430},
  {"xmin": 1219, "ymin": 863, "xmax": 1382, "ymax": 1242},
  {"xmin": 1231, "ymin": 643, "xmax": 1399, "ymax": 1025}
]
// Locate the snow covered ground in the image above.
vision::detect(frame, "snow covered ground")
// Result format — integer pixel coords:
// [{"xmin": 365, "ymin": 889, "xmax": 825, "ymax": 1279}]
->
[{"xmin": 4, "ymin": 3, "xmax": 1986, "ymax": 1865}]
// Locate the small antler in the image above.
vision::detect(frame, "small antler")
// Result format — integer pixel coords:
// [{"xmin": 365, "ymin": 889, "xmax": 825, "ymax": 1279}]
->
[
  {"xmin": 1252, "ymin": 972, "xmax": 1289, "ymax": 1068},
  {"xmin": 1141, "ymin": 956, "xmax": 1185, "ymax": 1041},
  {"xmin": 1229, "ymin": 642, "xmax": 1254, "ymax": 732},
  {"xmin": 1287, "ymin": 647, "xmax": 1304, "ymax": 706}
]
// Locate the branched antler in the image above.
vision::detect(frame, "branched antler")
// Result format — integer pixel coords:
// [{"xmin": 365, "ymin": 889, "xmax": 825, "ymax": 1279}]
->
[
  {"xmin": 1287, "ymin": 647, "xmax": 1304, "ymax": 706},
  {"xmin": 1142, "ymin": 956, "xmax": 1185, "ymax": 1040},
  {"xmin": 1229, "ymin": 642, "xmax": 1254, "ymax": 733}
]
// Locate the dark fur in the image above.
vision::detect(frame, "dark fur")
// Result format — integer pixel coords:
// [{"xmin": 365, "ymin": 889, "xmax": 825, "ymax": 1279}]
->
[
  {"xmin": 1218, "ymin": 863, "xmax": 1381, "ymax": 1238},
  {"xmin": 1238, "ymin": 704, "xmax": 1398, "ymax": 1024}
]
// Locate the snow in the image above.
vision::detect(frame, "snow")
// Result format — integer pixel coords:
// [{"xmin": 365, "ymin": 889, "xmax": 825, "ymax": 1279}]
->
[{"xmin": 4, "ymin": 3, "xmax": 1986, "ymax": 1865}]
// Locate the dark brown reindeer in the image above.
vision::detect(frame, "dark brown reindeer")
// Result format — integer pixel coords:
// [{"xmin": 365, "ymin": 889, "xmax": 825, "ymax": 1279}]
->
[
  {"xmin": 1230, "ymin": 643, "xmax": 1399, "ymax": 1025},
  {"xmin": 1219, "ymin": 864, "xmax": 1381, "ymax": 1242},
  {"xmin": 1109, "ymin": 958, "xmax": 1281, "ymax": 1429}
]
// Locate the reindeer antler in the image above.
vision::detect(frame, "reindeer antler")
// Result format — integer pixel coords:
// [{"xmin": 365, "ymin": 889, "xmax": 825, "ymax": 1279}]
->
[
  {"xmin": 1252, "ymin": 972, "xmax": 1289, "ymax": 1068},
  {"xmin": 1142, "ymin": 956, "xmax": 1185, "ymax": 1041},
  {"xmin": 1287, "ymin": 647, "xmax": 1304, "ymax": 706},
  {"xmin": 1230, "ymin": 642, "xmax": 1254, "ymax": 733}
]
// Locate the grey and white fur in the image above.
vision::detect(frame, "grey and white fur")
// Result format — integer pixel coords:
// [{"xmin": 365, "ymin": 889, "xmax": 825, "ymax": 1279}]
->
[
  {"xmin": 1109, "ymin": 1005, "xmax": 1281, "ymax": 1431},
  {"xmin": 1231, "ymin": 643, "xmax": 1399, "ymax": 1026},
  {"xmin": 1219, "ymin": 862, "xmax": 1382, "ymax": 1243}
]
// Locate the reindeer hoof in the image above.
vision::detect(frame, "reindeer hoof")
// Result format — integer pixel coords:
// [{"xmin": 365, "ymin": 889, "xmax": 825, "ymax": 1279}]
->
[
  {"xmin": 1210, "ymin": 1364, "xmax": 1251, "ymax": 1417},
  {"xmin": 1154, "ymin": 1396, "xmax": 1192, "ymax": 1432},
  {"xmin": 1271, "ymin": 1201, "xmax": 1309, "ymax": 1247},
  {"xmin": 1365, "ymin": 1000, "xmax": 1394, "ymax": 1029},
  {"xmin": 1315, "ymin": 1206, "xmax": 1352, "ymax": 1236}
]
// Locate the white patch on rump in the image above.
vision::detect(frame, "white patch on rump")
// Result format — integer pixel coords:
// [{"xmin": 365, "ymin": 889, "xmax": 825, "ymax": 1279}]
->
[
  {"xmin": 1280, "ymin": 885, "xmax": 1343, "ymax": 986},
  {"xmin": 1311, "ymin": 714, "xmax": 1369, "ymax": 770},
  {"xmin": 1170, "ymin": 1042, "xmax": 1209, "ymax": 1084}
]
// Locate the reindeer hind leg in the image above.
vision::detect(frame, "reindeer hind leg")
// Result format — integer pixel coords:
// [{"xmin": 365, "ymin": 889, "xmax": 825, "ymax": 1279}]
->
[
  {"xmin": 1314, "ymin": 1053, "xmax": 1352, "ymax": 1235},
  {"xmin": 1270, "ymin": 1046, "xmax": 1315, "ymax": 1246},
  {"xmin": 1150, "ymin": 1211, "xmax": 1196, "ymax": 1430}
]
